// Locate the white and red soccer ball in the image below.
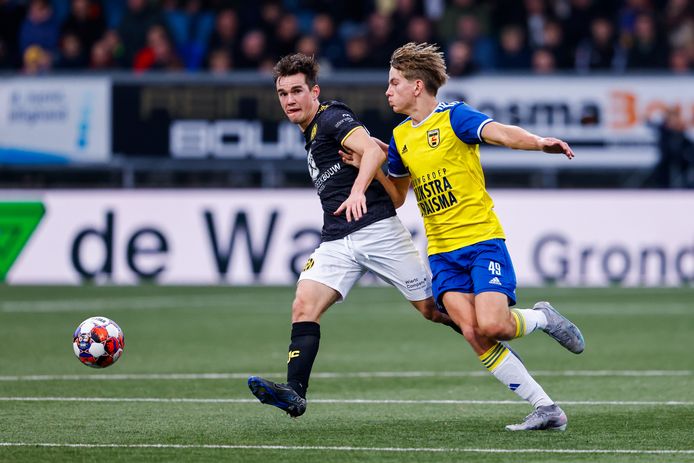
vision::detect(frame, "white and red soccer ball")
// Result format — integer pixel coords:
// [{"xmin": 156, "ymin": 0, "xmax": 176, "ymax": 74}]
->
[{"xmin": 73, "ymin": 316, "xmax": 124, "ymax": 368}]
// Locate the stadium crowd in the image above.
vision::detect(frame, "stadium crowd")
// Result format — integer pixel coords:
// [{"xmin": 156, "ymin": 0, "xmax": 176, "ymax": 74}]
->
[{"xmin": 0, "ymin": 0, "xmax": 692, "ymax": 75}]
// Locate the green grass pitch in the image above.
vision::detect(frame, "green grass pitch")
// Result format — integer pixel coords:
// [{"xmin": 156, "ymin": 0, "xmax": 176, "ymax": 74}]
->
[{"xmin": 1, "ymin": 285, "xmax": 693, "ymax": 462}]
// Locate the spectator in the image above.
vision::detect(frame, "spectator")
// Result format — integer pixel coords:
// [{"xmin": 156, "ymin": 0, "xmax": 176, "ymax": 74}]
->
[
  {"xmin": 258, "ymin": 0, "xmax": 283, "ymax": 47},
  {"xmin": 390, "ymin": 0, "xmax": 424, "ymax": 44},
  {"xmin": 575, "ymin": 17, "xmax": 623, "ymax": 72},
  {"xmin": 618, "ymin": 0, "xmax": 653, "ymax": 39},
  {"xmin": 541, "ymin": 20, "xmax": 573, "ymax": 69},
  {"xmin": 90, "ymin": 38, "xmax": 117, "ymax": 69},
  {"xmin": 447, "ymin": 40, "xmax": 477, "ymax": 76},
  {"xmin": 295, "ymin": 34, "xmax": 318, "ymax": 57},
  {"xmin": 22, "ymin": 44, "xmax": 52, "ymax": 74},
  {"xmin": 206, "ymin": 8, "xmax": 241, "ymax": 65},
  {"xmin": 439, "ymin": 0, "xmax": 492, "ymax": 43},
  {"xmin": 164, "ymin": 0, "xmax": 215, "ymax": 70},
  {"xmin": 339, "ymin": 34, "xmax": 371, "ymax": 69},
  {"xmin": 117, "ymin": 0, "xmax": 164, "ymax": 67},
  {"xmin": 101, "ymin": 0, "xmax": 125, "ymax": 28},
  {"xmin": 532, "ymin": 47, "xmax": 556, "ymax": 74},
  {"xmin": 133, "ymin": 24, "xmax": 183, "ymax": 71},
  {"xmin": 669, "ymin": 47, "xmax": 690, "ymax": 73},
  {"xmin": 422, "ymin": 0, "xmax": 444, "ymax": 21},
  {"xmin": 208, "ymin": 46, "xmax": 232, "ymax": 73},
  {"xmin": 101, "ymin": 29, "xmax": 126, "ymax": 67},
  {"xmin": 0, "ymin": 0, "xmax": 686, "ymax": 75},
  {"xmin": 496, "ymin": 24, "xmax": 532, "ymax": 70},
  {"xmin": 311, "ymin": 13, "xmax": 342, "ymax": 66},
  {"xmin": 364, "ymin": 12, "xmax": 396, "ymax": 68},
  {"xmin": 625, "ymin": 13, "xmax": 669, "ymax": 69},
  {"xmin": 452, "ymin": 14, "xmax": 496, "ymax": 70},
  {"xmin": 523, "ymin": 0, "xmax": 550, "ymax": 49},
  {"xmin": 61, "ymin": 0, "xmax": 106, "ymax": 53},
  {"xmin": 236, "ymin": 29, "xmax": 268, "ymax": 69},
  {"xmin": 19, "ymin": 0, "xmax": 61, "ymax": 57},
  {"xmin": 274, "ymin": 13, "xmax": 301, "ymax": 59},
  {"xmin": 405, "ymin": 16, "xmax": 439, "ymax": 45},
  {"xmin": 559, "ymin": 0, "xmax": 596, "ymax": 53},
  {"xmin": 650, "ymin": 107, "xmax": 694, "ymax": 188},
  {"xmin": 664, "ymin": 0, "xmax": 694, "ymax": 57},
  {"xmin": 56, "ymin": 30, "xmax": 87, "ymax": 68}
]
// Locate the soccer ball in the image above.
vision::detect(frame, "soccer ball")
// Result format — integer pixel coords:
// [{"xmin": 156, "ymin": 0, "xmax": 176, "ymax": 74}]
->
[{"xmin": 73, "ymin": 316, "xmax": 124, "ymax": 368}]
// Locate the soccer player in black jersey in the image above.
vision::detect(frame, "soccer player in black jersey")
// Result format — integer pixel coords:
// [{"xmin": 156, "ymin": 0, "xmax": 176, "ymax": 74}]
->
[{"xmin": 248, "ymin": 53, "xmax": 460, "ymax": 417}]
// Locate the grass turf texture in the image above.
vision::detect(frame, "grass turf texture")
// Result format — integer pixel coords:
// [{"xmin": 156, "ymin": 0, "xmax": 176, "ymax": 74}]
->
[{"xmin": 0, "ymin": 286, "xmax": 693, "ymax": 462}]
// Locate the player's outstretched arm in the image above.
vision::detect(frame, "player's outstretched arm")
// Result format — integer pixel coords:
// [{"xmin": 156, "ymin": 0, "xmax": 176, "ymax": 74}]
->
[
  {"xmin": 334, "ymin": 127, "xmax": 385, "ymax": 222},
  {"xmin": 339, "ymin": 140, "xmax": 410, "ymax": 209},
  {"xmin": 480, "ymin": 121, "xmax": 574, "ymax": 159}
]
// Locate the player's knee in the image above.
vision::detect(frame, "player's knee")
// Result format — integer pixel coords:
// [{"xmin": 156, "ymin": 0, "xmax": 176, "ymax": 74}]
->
[
  {"xmin": 459, "ymin": 324, "xmax": 476, "ymax": 342},
  {"xmin": 477, "ymin": 320, "xmax": 513, "ymax": 339},
  {"xmin": 411, "ymin": 300, "xmax": 436, "ymax": 320},
  {"xmin": 291, "ymin": 295, "xmax": 319, "ymax": 322},
  {"xmin": 420, "ymin": 307, "xmax": 434, "ymax": 320}
]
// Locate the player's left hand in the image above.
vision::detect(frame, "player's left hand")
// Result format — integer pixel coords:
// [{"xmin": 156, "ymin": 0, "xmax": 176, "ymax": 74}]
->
[
  {"xmin": 334, "ymin": 191, "xmax": 367, "ymax": 222},
  {"xmin": 539, "ymin": 137, "xmax": 574, "ymax": 159}
]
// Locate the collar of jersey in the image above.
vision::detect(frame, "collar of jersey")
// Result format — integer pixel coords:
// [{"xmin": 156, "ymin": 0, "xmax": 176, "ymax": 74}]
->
[
  {"xmin": 411, "ymin": 101, "xmax": 444, "ymax": 128},
  {"xmin": 304, "ymin": 102, "xmax": 326, "ymax": 136}
]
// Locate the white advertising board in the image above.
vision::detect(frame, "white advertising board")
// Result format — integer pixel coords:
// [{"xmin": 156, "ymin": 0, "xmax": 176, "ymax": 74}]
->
[
  {"xmin": 442, "ymin": 76, "xmax": 694, "ymax": 168},
  {"xmin": 4, "ymin": 190, "xmax": 693, "ymax": 286},
  {"xmin": 0, "ymin": 78, "xmax": 111, "ymax": 163},
  {"xmin": 441, "ymin": 76, "xmax": 694, "ymax": 143}
]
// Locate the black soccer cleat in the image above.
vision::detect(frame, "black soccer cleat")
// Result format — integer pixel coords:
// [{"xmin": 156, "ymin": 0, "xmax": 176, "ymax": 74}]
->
[{"xmin": 248, "ymin": 376, "xmax": 307, "ymax": 417}]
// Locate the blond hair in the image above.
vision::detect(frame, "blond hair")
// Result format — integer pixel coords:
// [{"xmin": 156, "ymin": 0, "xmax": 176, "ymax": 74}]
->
[{"xmin": 390, "ymin": 42, "xmax": 448, "ymax": 96}]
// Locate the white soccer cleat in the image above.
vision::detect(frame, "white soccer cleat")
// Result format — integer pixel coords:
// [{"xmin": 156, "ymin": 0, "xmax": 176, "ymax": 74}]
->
[
  {"xmin": 534, "ymin": 301, "xmax": 585, "ymax": 354},
  {"xmin": 505, "ymin": 404, "xmax": 568, "ymax": 431}
]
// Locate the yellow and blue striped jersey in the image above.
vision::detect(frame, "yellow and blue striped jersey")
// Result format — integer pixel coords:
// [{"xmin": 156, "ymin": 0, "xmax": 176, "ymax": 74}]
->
[{"xmin": 388, "ymin": 101, "xmax": 505, "ymax": 255}]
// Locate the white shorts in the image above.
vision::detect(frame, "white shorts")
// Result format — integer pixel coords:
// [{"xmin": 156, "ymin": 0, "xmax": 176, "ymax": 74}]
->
[{"xmin": 298, "ymin": 216, "xmax": 432, "ymax": 301}]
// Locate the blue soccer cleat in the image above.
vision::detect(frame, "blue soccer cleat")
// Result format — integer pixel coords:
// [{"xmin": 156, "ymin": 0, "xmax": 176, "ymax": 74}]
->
[{"xmin": 248, "ymin": 376, "xmax": 307, "ymax": 417}]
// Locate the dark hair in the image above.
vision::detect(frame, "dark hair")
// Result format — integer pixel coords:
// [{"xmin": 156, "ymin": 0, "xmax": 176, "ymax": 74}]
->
[{"xmin": 272, "ymin": 53, "xmax": 319, "ymax": 88}]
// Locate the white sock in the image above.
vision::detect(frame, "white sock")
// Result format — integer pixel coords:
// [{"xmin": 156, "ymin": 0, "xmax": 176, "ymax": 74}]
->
[
  {"xmin": 480, "ymin": 342, "xmax": 554, "ymax": 408},
  {"xmin": 511, "ymin": 308, "xmax": 547, "ymax": 337}
]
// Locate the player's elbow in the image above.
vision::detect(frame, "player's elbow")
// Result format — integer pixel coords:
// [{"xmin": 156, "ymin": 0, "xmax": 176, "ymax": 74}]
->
[
  {"xmin": 364, "ymin": 141, "xmax": 386, "ymax": 165},
  {"xmin": 373, "ymin": 147, "xmax": 386, "ymax": 166}
]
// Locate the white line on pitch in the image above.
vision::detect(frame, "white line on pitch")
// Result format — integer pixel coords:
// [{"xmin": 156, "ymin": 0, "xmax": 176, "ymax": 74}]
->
[
  {"xmin": 0, "ymin": 370, "xmax": 690, "ymax": 381},
  {"xmin": 1, "ymin": 397, "xmax": 692, "ymax": 406},
  {"xmin": 2, "ymin": 296, "xmax": 692, "ymax": 315},
  {"xmin": 0, "ymin": 295, "xmax": 252, "ymax": 313},
  {"xmin": 0, "ymin": 442, "xmax": 693, "ymax": 455}
]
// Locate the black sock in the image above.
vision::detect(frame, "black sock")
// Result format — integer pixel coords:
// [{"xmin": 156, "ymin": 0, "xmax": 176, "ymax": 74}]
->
[{"xmin": 287, "ymin": 321, "xmax": 321, "ymax": 398}]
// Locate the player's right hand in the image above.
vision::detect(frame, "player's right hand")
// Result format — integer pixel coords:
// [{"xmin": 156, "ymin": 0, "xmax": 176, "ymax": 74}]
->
[
  {"xmin": 334, "ymin": 191, "xmax": 367, "ymax": 222},
  {"xmin": 539, "ymin": 137, "xmax": 574, "ymax": 159}
]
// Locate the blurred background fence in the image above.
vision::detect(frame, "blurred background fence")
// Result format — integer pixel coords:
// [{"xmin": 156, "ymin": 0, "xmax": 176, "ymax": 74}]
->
[{"xmin": 1, "ymin": 72, "xmax": 693, "ymax": 189}]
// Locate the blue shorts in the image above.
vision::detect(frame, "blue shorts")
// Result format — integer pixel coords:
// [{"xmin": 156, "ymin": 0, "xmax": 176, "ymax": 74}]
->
[{"xmin": 429, "ymin": 238, "xmax": 517, "ymax": 309}]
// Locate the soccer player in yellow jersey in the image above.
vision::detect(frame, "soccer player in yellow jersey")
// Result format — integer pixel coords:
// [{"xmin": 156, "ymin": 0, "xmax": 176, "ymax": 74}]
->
[{"xmin": 341, "ymin": 42, "xmax": 585, "ymax": 431}]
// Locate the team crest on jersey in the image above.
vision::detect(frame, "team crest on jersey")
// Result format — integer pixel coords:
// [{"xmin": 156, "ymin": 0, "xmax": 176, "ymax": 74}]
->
[
  {"xmin": 427, "ymin": 129, "xmax": 440, "ymax": 148},
  {"xmin": 310, "ymin": 124, "xmax": 317, "ymax": 142}
]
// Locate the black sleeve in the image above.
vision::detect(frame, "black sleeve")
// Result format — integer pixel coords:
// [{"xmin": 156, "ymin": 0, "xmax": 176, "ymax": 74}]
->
[{"xmin": 321, "ymin": 106, "xmax": 365, "ymax": 147}]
